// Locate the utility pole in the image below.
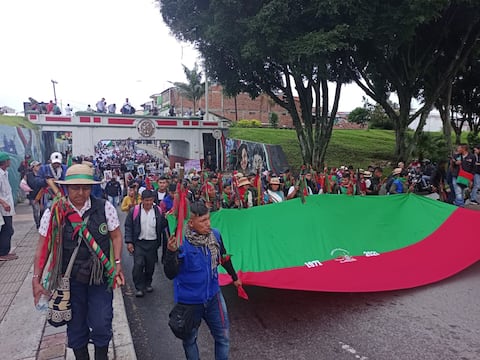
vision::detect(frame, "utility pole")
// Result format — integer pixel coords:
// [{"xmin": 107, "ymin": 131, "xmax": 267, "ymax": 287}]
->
[
  {"xmin": 204, "ymin": 68, "xmax": 208, "ymax": 121},
  {"xmin": 51, "ymin": 80, "xmax": 58, "ymax": 104}
]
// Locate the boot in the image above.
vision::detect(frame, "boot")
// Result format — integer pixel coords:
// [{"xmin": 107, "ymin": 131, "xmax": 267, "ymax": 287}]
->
[
  {"xmin": 73, "ymin": 346, "xmax": 90, "ymax": 360},
  {"xmin": 94, "ymin": 346, "xmax": 109, "ymax": 360}
]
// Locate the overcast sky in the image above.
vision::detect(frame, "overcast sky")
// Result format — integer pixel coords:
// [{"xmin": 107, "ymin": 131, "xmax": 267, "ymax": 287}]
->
[{"xmin": 0, "ymin": 0, "xmax": 365, "ymax": 114}]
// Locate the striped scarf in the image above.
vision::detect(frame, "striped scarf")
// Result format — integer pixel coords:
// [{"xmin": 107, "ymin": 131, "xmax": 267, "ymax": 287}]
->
[
  {"xmin": 40, "ymin": 198, "xmax": 116, "ymax": 290},
  {"xmin": 185, "ymin": 227, "xmax": 219, "ymax": 271}
]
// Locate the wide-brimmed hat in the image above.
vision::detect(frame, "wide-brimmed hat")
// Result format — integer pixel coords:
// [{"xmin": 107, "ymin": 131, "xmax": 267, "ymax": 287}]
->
[
  {"xmin": 269, "ymin": 177, "xmax": 281, "ymax": 185},
  {"xmin": 237, "ymin": 177, "xmax": 250, "ymax": 187},
  {"xmin": 56, "ymin": 164, "xmax": 101, "ymax": 185}
]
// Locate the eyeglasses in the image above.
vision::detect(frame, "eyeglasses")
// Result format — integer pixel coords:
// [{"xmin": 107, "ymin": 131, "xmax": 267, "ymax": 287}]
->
[{"xmin": 68, "ymin": 185, "xmax": 92, "ymax": 192}]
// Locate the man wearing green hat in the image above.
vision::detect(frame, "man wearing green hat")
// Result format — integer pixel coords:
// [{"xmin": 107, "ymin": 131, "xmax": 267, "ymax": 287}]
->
[{"xmin": 0, "ymin": 152, "xmax": 17, "ymax": 261}]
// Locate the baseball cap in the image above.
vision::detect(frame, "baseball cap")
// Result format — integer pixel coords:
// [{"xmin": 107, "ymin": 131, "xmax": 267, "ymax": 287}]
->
[{"xmin": 50, "ymin": 152, "xmax": 63, "ymax": 164}]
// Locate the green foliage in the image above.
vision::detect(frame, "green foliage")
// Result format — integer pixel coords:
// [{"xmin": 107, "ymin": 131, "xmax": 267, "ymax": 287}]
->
[
  {"xmin": 451, "ymin": 48, "xmax": 480, "ymax": 140},
  {"xmin": 159, "ymin": 0, "xmax": 357, "ymax": 168},
  {"xmin": 368, "ymin": 104, "xmax": 394, "ymax": 130},
  {"xmin": 269, "ymin": 112, "xmax": 279, "ymax": 128},
  {"xmin": 349, "ymin": 1, "xmax": 480, "ymax": 161},
  {"xmin": 467, "ymin": 132, "xmax": 480, "ymax": 149},
  {"xmin": 407, "ymin": 131, "xmax": 449, "ymax": 163},
  {"xmin": 173, "ymin": 63, "xmax": 205, "ymax": 113},
  {"xmin": 236, "ymin": 119, "xmax": 262, "ymax": 128},
  {"xmin": 347, "ymin": 107, "xmax": 370, "ymax": 125},
  {"xmin": 0, "ymin": 115, "xmax": 38, "ymax": 129},
  {"xmin": 229, "ymin": 128, "xmax": 396, "ymax": 171}
]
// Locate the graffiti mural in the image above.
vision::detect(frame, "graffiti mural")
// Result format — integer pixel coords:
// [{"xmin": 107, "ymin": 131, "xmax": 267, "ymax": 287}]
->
[
  {"xmin": 0, "ymin": 124, "xmax": 42, "ymax": 202},
  {"xmin": 225, "ymin": 138, "xmax": 289, "ymax": 175}
]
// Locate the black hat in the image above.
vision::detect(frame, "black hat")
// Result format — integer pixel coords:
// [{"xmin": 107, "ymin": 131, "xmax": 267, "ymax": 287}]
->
[
  {"xmin": 168, "ymin": 183, "xmax": 177, "ymax": 192},
  {"xmin": 209, "ymin": 173, "xmax": 218, "ymax": 179},
  {"xmin": 141, "ymin": 190, "xmax": 156, "ymax": 199}
]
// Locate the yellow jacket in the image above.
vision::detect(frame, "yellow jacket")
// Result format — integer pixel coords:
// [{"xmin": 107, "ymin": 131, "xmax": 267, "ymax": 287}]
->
[{"xmin": 121, "ymin": 194, "xmax": 142, "ymax": 212}]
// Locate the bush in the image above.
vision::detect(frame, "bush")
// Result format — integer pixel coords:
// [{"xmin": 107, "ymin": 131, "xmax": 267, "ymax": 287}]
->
[
  {"xmin": 269, "ymin": 112, "xmax": 279, "ymax": 128},
  {"xmin": 369, "ymin": 105, "xmax": 394, "ymax": 130},
  {"xmin": 467, "ymin": 132, "xmax": 480, "ymax": 149},
  {"xmin": 348, "ymin": 107, "xmax": 370, "ymax": 125},
  {"xmin": 237, "ymin": 119, "xmax": 262, "ymax": 128}
]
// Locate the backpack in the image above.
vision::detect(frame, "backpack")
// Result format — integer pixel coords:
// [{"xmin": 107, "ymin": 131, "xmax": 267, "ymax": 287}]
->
[{"xmin": 132, "ymin": 204, "xmax": 163, "ymax": 221}]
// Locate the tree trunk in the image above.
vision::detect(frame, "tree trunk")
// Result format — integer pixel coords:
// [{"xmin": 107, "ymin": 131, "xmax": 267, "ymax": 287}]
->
[
  {"xmin": 437, "ymin": 83, "xmax": 453, "ymax": 154},
  {"xmin": 312, "ymin": 79, "xmax": 342, "ymax": 169},
  {"xmin": 394, "ymin": 125, "xmax": 408, "ymax": 163},
  {"xmin": 407, "ymin": 107, "xmax": 432, "ymax": 159}
]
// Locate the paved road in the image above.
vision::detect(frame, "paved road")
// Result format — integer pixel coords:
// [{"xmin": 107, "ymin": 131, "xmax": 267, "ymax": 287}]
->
[{"xmin": 118, "ymin": 210, "xmax": 480, "ymax": 360}]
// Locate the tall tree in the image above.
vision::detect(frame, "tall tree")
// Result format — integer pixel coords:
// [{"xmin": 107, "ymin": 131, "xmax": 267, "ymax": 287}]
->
[
  {"xmin": 450, "ymin": 53, "xmax": 480, "ymax": 145},
  {"xmin": 350, "ymin": 0, "xmax": 480, "ymax": 162},
  {"xmin": 173, "ymin": 63, "xmax": 205, "ymax": 114},
  {"xmin": 159, "ymin": 0, "xmax": 356, "ymax": 169}
]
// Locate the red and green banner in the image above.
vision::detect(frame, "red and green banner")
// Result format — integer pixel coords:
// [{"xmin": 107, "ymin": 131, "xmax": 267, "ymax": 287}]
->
[{"xmin": 207, "ymin": 194, "xmax": 479, "ymax": 292}]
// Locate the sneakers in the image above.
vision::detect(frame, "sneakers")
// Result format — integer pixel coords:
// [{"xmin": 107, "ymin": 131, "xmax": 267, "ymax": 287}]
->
[
  {"xmin": 0, "ymin": 253, "xmax": 18, "ymax": 261},
  {"xmin": 145, "ymin": 286, "xmax": 153, "ymax": 293},
  {"xmin": 135, "ymin": 290, "xmax": 145, "ymax": 297},
  {"xmin": 470, "ymin": 199, "xmax": 479, "ymax": 205}
]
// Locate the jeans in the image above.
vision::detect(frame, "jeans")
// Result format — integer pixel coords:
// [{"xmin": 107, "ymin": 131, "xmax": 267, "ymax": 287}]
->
[
  {"xmin": 67, "ymin": 279, "xmax": 113, "ymax": 349},
  {"xmin": 470, "ymin": 174, "xmax": 480, "ymax": 202},
  {"xmin": 30, "ymin": 200, "xmax": 41, "ymax": 228},
  {"xmin": 107, "ymin": 195, "xmax": 119, "ymax": 206},
  {"xmin": 183, "ymin": 291, "xmax": 230, "ymax": 360},
  {"xmin": 0, "ymin": 216, "xmax": 14, "ymax": 256},
  {"xmin": 452, "ymin": 177, "xmax": 465, "ymax": 206}
]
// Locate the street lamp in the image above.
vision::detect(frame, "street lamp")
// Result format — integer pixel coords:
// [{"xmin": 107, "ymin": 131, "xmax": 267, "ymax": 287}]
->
[{"xmin": 51, "ymin": 80, "xmax": 58, "ymax": 104}]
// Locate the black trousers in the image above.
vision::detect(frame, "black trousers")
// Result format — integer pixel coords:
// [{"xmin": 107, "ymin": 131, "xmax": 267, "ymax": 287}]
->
[
  {"xmin": 132, "ymin": 240, "xmax": 158, "ymax": 291},
  {"xmin": 0, "ymin": 216, "xmax": 14, "ymax": 256}
]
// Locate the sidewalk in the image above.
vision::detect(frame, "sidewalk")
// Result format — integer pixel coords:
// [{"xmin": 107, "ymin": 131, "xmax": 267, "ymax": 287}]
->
[{"xmin": 0, "ymin": 201, "xmax": 136, "ymax": 360}]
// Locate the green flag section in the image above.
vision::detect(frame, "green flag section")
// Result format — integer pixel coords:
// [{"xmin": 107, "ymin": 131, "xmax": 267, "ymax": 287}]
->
[
  {"xmin": 212, "ymin": 194, "xmax": 454, "ymax": 273},
  {"xmin": 210, "ymin": 194, "xmax": 480, "ymax": 292}
]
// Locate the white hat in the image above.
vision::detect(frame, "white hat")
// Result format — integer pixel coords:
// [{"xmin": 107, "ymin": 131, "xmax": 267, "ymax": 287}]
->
[{"xmin": 50, "ymin": 152, "xmax": 63, "ymax": 164}]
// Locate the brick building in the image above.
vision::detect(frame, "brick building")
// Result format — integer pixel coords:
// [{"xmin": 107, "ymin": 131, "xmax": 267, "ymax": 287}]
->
[{"xmin": 145, "ymin": 84, "xmax": 297, "ymax": 128}]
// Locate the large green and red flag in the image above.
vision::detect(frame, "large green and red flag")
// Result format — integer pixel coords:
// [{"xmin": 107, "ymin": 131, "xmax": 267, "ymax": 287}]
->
[{"xmin": 208, "ymin": 194, "xmax": 479, "ymax": 292}]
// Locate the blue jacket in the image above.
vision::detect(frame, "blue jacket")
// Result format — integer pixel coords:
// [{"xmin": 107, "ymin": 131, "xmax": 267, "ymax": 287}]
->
[
  {"xmin": 391, "ymin": 178, "xmax": 405, "ymax": 194},
  {"xmin": 38, "ymin": 163, "xmax": 67, "ymax": 186},
  {"xmin": 165, "ymin": 228, "xmax": 238, "ymax": 304}
]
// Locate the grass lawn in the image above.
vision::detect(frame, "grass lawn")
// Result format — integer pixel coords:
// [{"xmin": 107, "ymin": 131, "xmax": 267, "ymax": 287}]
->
[
  {"xmin": 228, "ymin": 128, "xmax": 396, "ymax": 170},
  {"xmin": 0, "ymin": 115, "xmax": 38, "ymax": 129}
]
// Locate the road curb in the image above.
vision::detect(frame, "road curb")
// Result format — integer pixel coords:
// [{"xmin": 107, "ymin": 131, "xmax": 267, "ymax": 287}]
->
[{"xmin": 112, "ymin": 287, "xmax": 137, "ymax": 359}]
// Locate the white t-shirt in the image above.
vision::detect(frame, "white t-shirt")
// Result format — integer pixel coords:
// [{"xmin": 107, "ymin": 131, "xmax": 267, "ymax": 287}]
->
[{"xmin": 0, "ymin": 168, "xmax": 15, "ymax": 216}]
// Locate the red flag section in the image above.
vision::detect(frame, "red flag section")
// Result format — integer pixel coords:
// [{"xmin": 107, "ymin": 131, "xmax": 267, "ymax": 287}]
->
[{"xmin": 215, "ymin": 195, "xmax": 480, "ymax": 292}]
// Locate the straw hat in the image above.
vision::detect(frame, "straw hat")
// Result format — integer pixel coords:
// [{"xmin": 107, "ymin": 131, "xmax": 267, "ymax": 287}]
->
[
  {"xmin": 269, "ymin": 177, "xmax": 281, "ymax": 185},
  {"xmin": 56, "ymin": 164, "xmax": 101, "ymax": 185},
  {"xmin": 237, "ymin": 177, "xmax": 250, "ymax": 187}
]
